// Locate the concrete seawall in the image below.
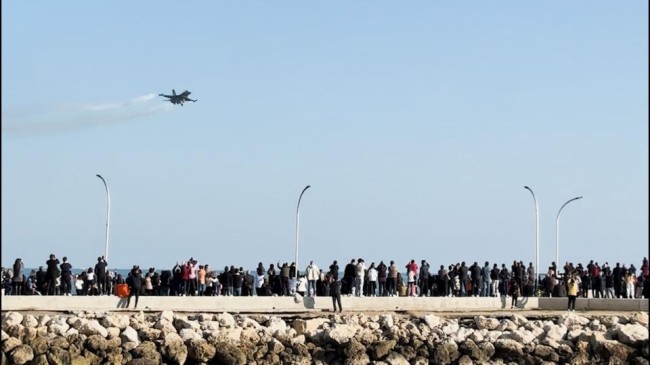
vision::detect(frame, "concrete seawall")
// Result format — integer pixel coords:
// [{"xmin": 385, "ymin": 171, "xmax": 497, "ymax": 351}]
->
[{"xmin": 1, "ymin": 295, "xmax": 647, "ymax": 313}]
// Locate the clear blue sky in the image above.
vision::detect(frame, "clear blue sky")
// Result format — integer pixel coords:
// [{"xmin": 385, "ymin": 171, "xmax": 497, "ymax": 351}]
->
[{"xmin": 2, "ymin": 2, "xmax": 648, "ymax": 272}]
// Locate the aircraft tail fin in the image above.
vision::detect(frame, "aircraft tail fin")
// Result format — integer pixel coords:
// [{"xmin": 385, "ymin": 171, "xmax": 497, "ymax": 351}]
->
[{"xmin": 172, "ymin": 89, "xmax": 176, "ymax": 96}]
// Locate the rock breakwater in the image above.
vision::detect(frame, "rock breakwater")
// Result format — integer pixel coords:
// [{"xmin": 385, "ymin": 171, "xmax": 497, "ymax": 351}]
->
[{"xmin": 1, "ymin": 310, "xmax": 648, "ymax": 364}]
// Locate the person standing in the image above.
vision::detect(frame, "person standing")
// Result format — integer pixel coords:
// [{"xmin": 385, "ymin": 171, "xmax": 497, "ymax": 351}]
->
[
  {"xmin": 377, "ymin": 261, "xmax": 387, "ymax": 296},
  {"xmin": 419, "ymin": 260, "xmax": 430, "ymax": 297},
  {"xmin": 438, "ymin": 265, "xmax": 449, "ymax": 297},
  {"xmin": 12, "ymin": 258, "xmax": 24, "ymax": 296},
  {"xmin": 509, "ymin": 278, "xmax": 520, "ymax": 309},
  {"xmin": 490, "ymin": 264, "xmax": 500, "ymax": 297},
  {"xmin": 306, "ymin": 261, "xmax": 320, "ymax": 297},
  {"xmin": 567, "ymin": 272, "xmax": 579, "ymax": 311},
  {"xmin": 60, "ymin": 257, "xmax": 73, "ymax": 296},
  {"xmin": 480, "ymin": 262, "xmax": 491, "ymax": 297},
  {"xmin": 367, "ymin": 263, "xmax": 378, "ymax": 296},
  {"xmin": 94, "ymin": 257, "xmax": 108, "ymax": 295},
  {"xmin": 45, "ymin": 254, "xmax": 60, "ymax": 295},
  {"xmin": 387, "ymin": 261, "xmax": 398, "ymax": 297},
  {"xmin": 355, "ymin": 259, "xmax": 366, "ymax": 297},
  {"xmin": 126, "ymin": 266, "xmax": 142, "ymax": 309},
  {"xmin": 329, "ymin": 276, "xmax": 342, "ymax": 312}
]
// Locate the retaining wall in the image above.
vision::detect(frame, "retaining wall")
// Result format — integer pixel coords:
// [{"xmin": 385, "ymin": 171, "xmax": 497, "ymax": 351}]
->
[{"xmin": 1, "ymin": 295, "xmax": 647, "ymax": 313}]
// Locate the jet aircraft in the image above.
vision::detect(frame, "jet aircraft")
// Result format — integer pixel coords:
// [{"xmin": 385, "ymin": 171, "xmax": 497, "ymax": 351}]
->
[{"xmin": 159, "ymin": 89, "xmax": 197, "ymax": 106}]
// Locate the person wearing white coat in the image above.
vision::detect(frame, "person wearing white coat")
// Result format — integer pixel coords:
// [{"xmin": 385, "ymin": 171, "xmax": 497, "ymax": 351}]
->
[{"xmin": 306, "ymin": 261, "xmax": 320, "ymax": 297}]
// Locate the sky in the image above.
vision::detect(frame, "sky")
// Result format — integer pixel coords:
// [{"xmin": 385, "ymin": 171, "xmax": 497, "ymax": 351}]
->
[{"xmin": 2, "ymin": 2, "xmax": 648, "ymax": 273}]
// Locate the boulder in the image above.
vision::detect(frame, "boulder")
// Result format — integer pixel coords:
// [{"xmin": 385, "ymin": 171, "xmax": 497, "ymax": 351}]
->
[
  {"xmin": 326, "ymin": 324, "xmax": 358, "ymax": 344},
  {"xmin": 214, "ymin": 341, "xmax": 247, "ymax": 365},
  {"xmin": 79, "ymin": 319, "xmax": 108, "ymax": 338},
  {"xmin": 494, "ymin": 338, "xmax": 524, "ymax": 359},
  {"xmin": 2, "ymin": 337, "xmax": 22, "ymax": 353},
  {"xmin": 369, "ymin": 339, "xmax": 397, "ymax": 359},
  {"xmin": 9, "ymin": 345, "xmax": 34, "ymax": 365},
  {"xmin": 432, "ymin": 339, "xmax": 459, "ymax": 364},
  {"xmin": 121, "ymin": 327, "xmax": 140, "ymax": 345},
  {"xmin": 474, "ymin": 316, "xmax": 500, "ymax": 331},
  {"xmin": 510, "ymin": 329, "xmax": 536, "ymax": 344},
  {"xmin": 21, "ymin": 314, "xmax": 39, "ymax": 328},
  {"xmin": 3, "ymin": 312, "xmax": 23, "ymax": 328},
  {"xmin": 187, "ymin": 339, "xmax": 216, "ymax": 363},
  {"xmin": 179, "ymin": 328, "xmax": 203, "ymax": 343},
  {"xmin": 217, "ymin": 312, "xmax": 236, "ymax": 328},
  {"xmin": 614, "ymin": 323, "xmax": 649, "ymax": 345},
  {"xmin": 101, "ymin": 314, "xmax": 130, "ymax": 330},
  {"xmin": 130, "ymin": 341, "xmax": 162, "ymax": 363},
  {"xmin": 385, "ymin": 351, "xmax": 410, "ymax": 365},
  {"xmin": 47, "ymin": 346, "xmax": 71, "ymax": 365},
  {"xmin": 265, "ymin": 317, "xmax": 287, "ymax": 336},
  {"xmin": 28, "ymin": 336, "xmax": 49, "ymax": 356},
  {"xmin": 86, "ymin": 335, "xmax": 109, "ymax": 352},
  {"xmin": 161, "ymin": 333, "xmax": 187, "ymax": 365},
  {"xmin": 423, "ymin": 314, "xmax": 443, "ymax": 329}
]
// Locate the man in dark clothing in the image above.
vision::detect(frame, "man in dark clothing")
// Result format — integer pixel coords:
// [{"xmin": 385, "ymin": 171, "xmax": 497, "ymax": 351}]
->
[
  {"xmin": 377, "ymin": 261, "xmax": 387, "ymax": 296},
  {"xmin": 470, "ymin": 262, "xmax": 481, "ymax": 297},
  {"xmin": 45, "ymin": 254, "xmax": 60, "ymax": 295},
  {"xmin": 343, "ymin": 259, "xmax": 356, "ymax": 295},
  {"xmin": 499, "ymin": 264, "xmax": 510, "ymax": 297},
  {"xmin": 419, "ymin": 260, "xmax": 430, "ymax": 297},
  {"xmin": 490, "ymin": 264, "xmax": 500, "ymax": 297},
  {"xmin": 329, "ymin": 261, "xmax": 339, "ymax": 281},
  {"xmin": 459, "ymin": 262, "xmax": 469, "ymax": 297},
  {"xmin": 94, "ymin": 257, "xmax": 108, "ymax": 295},
  {"xmin": 438, "ymin": 265, "xmax": 449, "ymax": 297},
  {"xmin": 329, "ymin": 278, "xmax": 342, "ymax": 312},
  {"xmin": 613, "ymin": 263, "xmax": 623, "ymax": 298},
  {"xmin": 126, "ymin": 266, "xmax": 142, "ymax": 309},
  {"xmin": 36, "ymin": 267, "xmax": 47, "ymax": 294},
  {"xmin": 60, "ymin": 257, "xmax": 73, "ymax": 296}
]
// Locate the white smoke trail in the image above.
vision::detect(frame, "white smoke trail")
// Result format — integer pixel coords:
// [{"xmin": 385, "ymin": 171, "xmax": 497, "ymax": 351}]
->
[
  {"xmin": 2, "ymin": 94, "xmax": 172, "ymax": 136},
  {"xmin": 83, "ymin": 93, "xmax": 157, "ymax": 111}
]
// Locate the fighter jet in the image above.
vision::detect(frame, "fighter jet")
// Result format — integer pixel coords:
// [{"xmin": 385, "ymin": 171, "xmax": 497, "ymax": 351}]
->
[{"xmin": 159, "ymin": 89, "xmax": 197, "ymax": 106}]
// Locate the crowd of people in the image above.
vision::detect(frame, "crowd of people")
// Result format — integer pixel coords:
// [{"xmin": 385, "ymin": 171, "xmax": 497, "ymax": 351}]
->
[{"xmin": 3, "ymin": 254, "xmax": 649, "ymax": 306}]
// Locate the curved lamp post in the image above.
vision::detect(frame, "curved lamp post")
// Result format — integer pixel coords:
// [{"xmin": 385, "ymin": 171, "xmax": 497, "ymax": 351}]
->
[
  {"xmin": 294, "ymin": 185, "xmax": 311, "ymax": 282},
  {"xmin": 96, "ymin": 174, "xmax": 111, "ymax": 262},
  {"xmin": 556, "ymin": 196, "xmax": 582, "ymax": 267},
  {"xmin": 523, "ymin": 186, "xmax": 539, "ymax": 290}
]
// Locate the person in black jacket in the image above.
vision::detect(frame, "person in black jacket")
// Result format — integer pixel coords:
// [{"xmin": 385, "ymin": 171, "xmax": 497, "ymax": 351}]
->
[
  {"xmin": 343, "ymin": 259, "xmax": 356, "ymax": 295},
  {"xmin": 45, "ymin": 254, "xmax": 60, "ymax": 295},
  {"xmin": 60, "ymin": 257, "xmax": 73, "ymax": 296},
  {"xmin": 329, "ymin": 275, "xmax": 342, "ymax": 312},
  {"xmin": 126, "ymin": 266, "xmax": 142, "ymax": 309},
  {"xmin": 419, "ymin": 260, "xmax": 430, "ymax": 297}
]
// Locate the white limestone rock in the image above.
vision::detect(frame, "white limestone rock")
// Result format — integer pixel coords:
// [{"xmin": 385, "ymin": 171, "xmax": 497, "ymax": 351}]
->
[
  {"xmin": 21, "ymin": 315, "xmax": 38, "ymax": 328},
  {"xmin": 265, "ymin": 316, "xmax": 287, "ymax": 336},
  {"xmin": 101, "ymin": 314, "xmax": 130, "ymax": 330},
  {"xmin": 179, "ymin": 328, "xmax": 203, "ymax": 343},
  {"xmin": 510, "ymin": 329, "xmax": 536, "ymax": 344},
  {"xmin": 3, "ymin": 312, "xmax": 24, "ymax": 328},
  {"xmin": 120, "ymin": 327, "xmax": 140, "ymax": 345},
  {"xmin": 79, "ymin": 319, "xmax": 108, "ymax": 338},
  {"xmin": 474, "ymin": 316, "xmax": 500, "ymax": 331},
  {"xmin": 543, "ymin": 323, "xmax": 567, "ymax": 343},
  {"xmin": 423, "ymin": 314, "xmax": 443, "ymax": 329},
  {"xmin": 217, "ymin": 312, "xmax": 236, "ymax": 328},
  {"xmin": 327, "ymin": 324, "xmax": 358, "ymax": 344},
  {"xmin": 614, "ymin": 323, "xmax": 649, "ymax": 345}
]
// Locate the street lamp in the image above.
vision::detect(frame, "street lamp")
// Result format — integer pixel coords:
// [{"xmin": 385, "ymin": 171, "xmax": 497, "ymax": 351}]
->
[
  {"xmin": 96, "ymin": 174, "xmax": 111, "ymax": 262},
  {"xmin": 294, "ymin": 185, "xmax": 311, "ymax": 282},
  {"xmin": 523, "ymin": 186, "xmax": 539, "ymax": 291},
  {"xmin": 556, "ymin": 196, "xmax": 582, "ymax": 267}
]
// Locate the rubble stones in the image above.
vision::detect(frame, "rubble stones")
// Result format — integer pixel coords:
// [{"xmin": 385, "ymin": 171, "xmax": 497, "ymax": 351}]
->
[{"xmin": 0, "ymin": 309, "xmax": 647, "ymax": 364}]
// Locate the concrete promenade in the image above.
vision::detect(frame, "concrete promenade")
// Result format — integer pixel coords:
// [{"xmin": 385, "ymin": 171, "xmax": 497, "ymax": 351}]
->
[{"xmin": 1, "ymin": 295, "xmax": 647, "ymax": 313}]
